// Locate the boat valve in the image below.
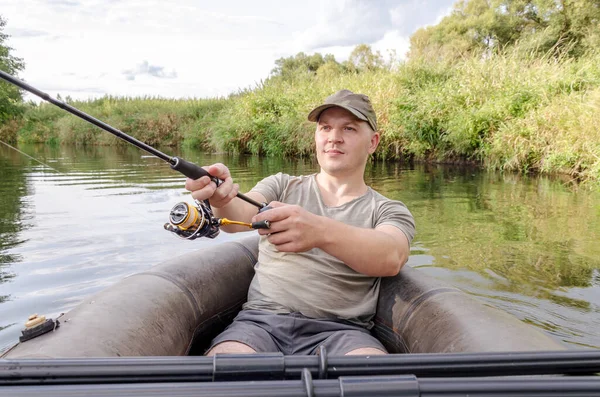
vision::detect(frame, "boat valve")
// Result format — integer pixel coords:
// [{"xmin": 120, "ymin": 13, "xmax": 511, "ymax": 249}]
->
[{"xmin": 19, "ymin": 314, "xmax": 60, "ymax": 343}]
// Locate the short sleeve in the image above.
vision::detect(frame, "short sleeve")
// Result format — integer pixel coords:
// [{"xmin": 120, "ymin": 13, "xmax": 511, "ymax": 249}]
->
[
  {"xmin": 249, "ymin": 172, "xmax": 290, "ymax": 203},
  {"xmin": 375, "ymin": 199, "xmax": 416, "ymax": 245}
]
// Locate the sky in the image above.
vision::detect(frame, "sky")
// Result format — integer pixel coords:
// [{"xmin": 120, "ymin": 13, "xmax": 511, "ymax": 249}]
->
[{"xmin": 1, "ymin": 0, "xmax": 456, "ymax": 101}]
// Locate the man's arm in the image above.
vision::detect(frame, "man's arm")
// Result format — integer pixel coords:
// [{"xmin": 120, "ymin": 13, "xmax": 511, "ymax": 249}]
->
[
  {"xmin": 318, "ymin": 220, "xmax": 409, "ymax": 277},
  {"xmin": 252, "ymin": 202, "xmax": 411, "ymax": 277}
]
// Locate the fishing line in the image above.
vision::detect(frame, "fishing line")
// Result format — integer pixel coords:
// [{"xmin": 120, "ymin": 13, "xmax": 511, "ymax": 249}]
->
[
  {"xmin": 0, "ymin": 69, "xmax": 265, "ymax": 210},
  {"xmin": 0, "ymin": 70, "xmax": 271, "ymax": 240},
  {"xmin": 1, "ymin": 140, "xmax": 62, "ymax": 174},
  {"xmin": 0, "ymin": 139, "xmax": 155, "ymax": 224}
]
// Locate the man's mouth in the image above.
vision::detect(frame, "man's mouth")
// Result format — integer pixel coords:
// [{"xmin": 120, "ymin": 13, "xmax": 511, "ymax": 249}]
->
[{"xmin": 325, "ymin": 149, "xmax": 344, "ymax": 154}]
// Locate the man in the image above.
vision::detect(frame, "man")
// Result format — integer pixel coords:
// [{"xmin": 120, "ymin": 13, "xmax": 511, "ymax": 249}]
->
[{"xmin": 186, "ymin": 89, "xmax": 415, "ymax": 356}]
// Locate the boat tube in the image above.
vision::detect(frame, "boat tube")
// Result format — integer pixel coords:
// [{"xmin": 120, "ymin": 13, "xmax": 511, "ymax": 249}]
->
[{"xmin": 2, "ymin": 235, "xmax": 563, "ymax": 358}]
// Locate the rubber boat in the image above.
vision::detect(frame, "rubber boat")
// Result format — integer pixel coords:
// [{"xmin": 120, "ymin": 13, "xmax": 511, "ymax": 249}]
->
[
  {"xmin": 2, "ymin": 235, "xmax": 563, "ymax": 359},
  {"xmin": 0, "ymin": 69, "xmax": 564, "ymax": 359}
]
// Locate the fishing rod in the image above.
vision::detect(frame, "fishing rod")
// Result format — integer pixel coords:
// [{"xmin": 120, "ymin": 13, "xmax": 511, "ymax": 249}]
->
[
  {"xmin": 2, "ymin": 350, "xmax": 600, "ymax": 385},
  {"xmin": 0, "ymin": 70, "xmax": 270, "ymax": 240}
]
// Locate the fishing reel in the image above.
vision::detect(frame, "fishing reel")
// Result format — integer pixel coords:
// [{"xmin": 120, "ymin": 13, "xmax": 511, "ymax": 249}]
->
[
  {"xmin": 164, "ymin": 200, "xmax": 220, "ymax": 240},
  {"xmin": 164, "ymin": 200, "xmax": 271, "ymax": 240}
]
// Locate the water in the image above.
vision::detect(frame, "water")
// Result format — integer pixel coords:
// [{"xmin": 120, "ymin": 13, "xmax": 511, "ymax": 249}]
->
[{"xmin": 1, "ymin": 143, "xmax": 599, "ymax": 353}]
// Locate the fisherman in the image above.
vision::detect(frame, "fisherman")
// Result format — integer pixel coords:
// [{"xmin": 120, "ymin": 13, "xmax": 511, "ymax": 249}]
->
[{"xmin": 186, "ymin": 89, "xmax": 415, "ymax": 356}]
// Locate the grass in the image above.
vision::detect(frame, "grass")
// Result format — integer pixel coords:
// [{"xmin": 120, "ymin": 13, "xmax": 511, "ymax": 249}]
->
[{"xmin": 15, "ymin": 47, "xmax": 600, "ymax": 188}]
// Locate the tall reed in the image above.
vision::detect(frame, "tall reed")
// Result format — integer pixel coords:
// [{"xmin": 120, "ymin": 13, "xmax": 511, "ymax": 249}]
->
[{"xmin": 17, "ymin": 48, "xmax": 600, "ymax": 187}]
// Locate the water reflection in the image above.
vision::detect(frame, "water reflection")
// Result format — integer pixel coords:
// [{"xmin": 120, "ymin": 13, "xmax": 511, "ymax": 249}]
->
[
  {"xmin": 0, "ymin": 147, "xmax": 32, "ymax": 306},
  {"xmin": 0, "ymin": 143, "xmax": 599, "ymax": 351},
  {"xmin": 375, "ymin": 163, "xmax": 600, "ymax": 347}
]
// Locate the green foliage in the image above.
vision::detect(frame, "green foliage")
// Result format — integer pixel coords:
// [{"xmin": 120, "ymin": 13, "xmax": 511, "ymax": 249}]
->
[
  {"xmin": 209, "ymin": 82, "xmax": 314, "ymax": 157},
  {"xmin": 270, "ymin": 44, "xmax": 387, "ymax": 82},
  {"xmin": 17, "ymin": 43, "xmax": 600, "ymax": 187},
  {"xmin": 270, "ymin": 52, "xmax": 339, "ymax": 81},
  {"xmin": 0, "ymin": 16, "xmax": 25, "ymax": 124},
  {"xmin": 390, "ymin": 46, "xmax": 600, "ymax": 185},
  {"xmin": 18, "ymin": 97, "xmax": 227, "ymax": 148},
  {"xmin": 13, "ymin": 0, "xmax": 600, "ymax": 187},
  {"xmin": 409, "ymin": 0, "xmax": 600, "ymax": 61},
  {"xmin": 486, "ymin": 83, "xmax": 600, "ymax": 184},
  {"xmin": 0, "ymin": 119, "xmax": 20, "ymax": 144},
  {"xmin": 344, "ymin": 44, "xmax": 385, "ymax": 72}
]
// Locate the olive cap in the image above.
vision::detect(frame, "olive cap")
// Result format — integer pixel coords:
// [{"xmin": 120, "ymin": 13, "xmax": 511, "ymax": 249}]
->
[{"xmin": 308, "ymin": 89, "xmax": 377, "ymax": 131}]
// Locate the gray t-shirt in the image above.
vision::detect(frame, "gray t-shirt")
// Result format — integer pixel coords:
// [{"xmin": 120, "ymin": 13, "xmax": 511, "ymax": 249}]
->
[{"xmin": 242, "ymin": 173, "xmax": 415, "ymax": 329}]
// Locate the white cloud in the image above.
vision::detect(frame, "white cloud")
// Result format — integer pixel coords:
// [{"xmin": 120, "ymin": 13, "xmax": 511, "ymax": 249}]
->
[
  {"xmin": 5, "ymin": 28, "xmax": 49, "ymax": 38},
  {"xmin": 292, "ymin": 0, "xmax": 455, "ymax": 62},
  {"xmin": 0, "ymin": 0, "xmax": 455, "ymax": 101},
  {"xmin": 390, "ymin": 0, "xmax": 456, "ymax": 35},
  {"xmin": 372, "ymin": 31, "xmax": 411, "ymax": 62},
  {"xmin": 123, "ymin": 61, "xmax": 177, "ymax": 81},
  {"xmin": 294, "ymin": 0, "xmax": 393, "ymax": 50}
]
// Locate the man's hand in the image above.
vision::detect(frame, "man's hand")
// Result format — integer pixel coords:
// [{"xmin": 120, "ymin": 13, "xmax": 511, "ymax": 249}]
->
[
  {"xmin": 252, "ymin": 201, "xmax": 325, "ymax": 252},
  {"xmin": 184, "ymin": 163, "xmax": 239, "ymax": 208}
]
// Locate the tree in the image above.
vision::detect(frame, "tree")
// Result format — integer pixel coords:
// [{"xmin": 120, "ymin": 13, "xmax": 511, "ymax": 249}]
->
[
  {"xmin": 316, "ymin": 61, "xmax": 345, "ymax": 79},
  {"xmin": 345, "ymin": 44, "xmax": 385, "ymax": 72},
  {"xmin": 0, "ymin": 15, "xmax": 25, "ymax": 122},
  {"xmin": 270, "ymin": 52, "xmax": 339, "ymax": 81},
  {"xmin": 408, "ymin": 0, "xmax": 600, "ymax": 61}
]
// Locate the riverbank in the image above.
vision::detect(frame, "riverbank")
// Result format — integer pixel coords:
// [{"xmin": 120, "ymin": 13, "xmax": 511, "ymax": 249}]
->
[{"xmin": 10, "ymin": 49, "xmax": 600, "ymax": 188}]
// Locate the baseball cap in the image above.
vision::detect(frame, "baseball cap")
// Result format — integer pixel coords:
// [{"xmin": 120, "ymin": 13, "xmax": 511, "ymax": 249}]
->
[{"xmin": 307, "ymin": 89, "xmax": 377, "ymax": 131}]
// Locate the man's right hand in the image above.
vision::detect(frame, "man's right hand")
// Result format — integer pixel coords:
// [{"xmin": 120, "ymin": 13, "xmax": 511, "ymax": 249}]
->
[{"xmin": 184, "ymin": 163, "xmax": 239, "ymax": 208}]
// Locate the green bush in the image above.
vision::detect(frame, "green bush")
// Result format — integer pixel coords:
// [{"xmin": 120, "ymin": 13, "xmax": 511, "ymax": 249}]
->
[{"xmin": 15, "ymin": 44, "xmax": 600, "ymax": 187}]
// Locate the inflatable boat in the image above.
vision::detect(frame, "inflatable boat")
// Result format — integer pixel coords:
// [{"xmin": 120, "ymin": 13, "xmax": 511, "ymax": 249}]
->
[
  {"xmin": 3, "ymin": 67, "xmax": 599, "ymax": 397},
  {"xmin": 2, "ymin": 235, "xmax": 563, "ymax": 359},
  {"xmin": 0, "ymin": 70, "xmax": 564, "ymax": 359}
]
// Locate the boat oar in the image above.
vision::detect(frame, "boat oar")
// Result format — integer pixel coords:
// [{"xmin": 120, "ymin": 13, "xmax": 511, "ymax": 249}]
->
[
  {"xmin": 2, "ymin": 350, "xmax": 599, "ymax": 385},
  {"xmin": 1, "ymin": 374, "xmax": 600, "ymax": 397},
  {"xmin": 0, "ymin": 70, "xmax": 265, "ymax": 210}
]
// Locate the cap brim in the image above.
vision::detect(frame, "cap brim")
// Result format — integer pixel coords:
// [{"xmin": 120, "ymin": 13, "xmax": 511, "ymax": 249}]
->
[{"xmin": 307, "ymin": 104, "xmax": 369, "ymax": 124}]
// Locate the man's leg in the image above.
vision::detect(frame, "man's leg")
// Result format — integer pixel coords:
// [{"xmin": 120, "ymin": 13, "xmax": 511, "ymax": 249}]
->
[
  {"xmin": 203, "ymin": 310, "xmax": 281, "ymax": 356},
  {"xmin": 291, "ymin": 314, "xmax": 388, "ymax": 356},
  {"xmin": 345, "ymin": 347, "xmax": 387, "ymax": 355},
  {"xmin": 205, "ymin": 341, "xmax": 257, "ymax": 356}
]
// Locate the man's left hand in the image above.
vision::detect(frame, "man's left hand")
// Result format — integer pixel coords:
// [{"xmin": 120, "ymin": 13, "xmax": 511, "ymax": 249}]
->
[{"xmin": 251, "ymin": 201, "xmax": 324, "ymax": 252}]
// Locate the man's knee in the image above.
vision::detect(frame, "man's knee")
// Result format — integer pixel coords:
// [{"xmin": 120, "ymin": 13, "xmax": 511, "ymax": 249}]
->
[
  {"xmin": 205, "ymin": 341, "xmax": 257, "ymax": 356},
  {"xmin": 345, "ymin": 347, "xmax": 387, "ymax": 356}
]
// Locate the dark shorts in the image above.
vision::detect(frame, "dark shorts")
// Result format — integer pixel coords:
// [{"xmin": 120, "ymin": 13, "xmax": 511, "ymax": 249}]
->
[{"xmin": 207, "ymin": 309, "xmax": 387, "ymax": 356}]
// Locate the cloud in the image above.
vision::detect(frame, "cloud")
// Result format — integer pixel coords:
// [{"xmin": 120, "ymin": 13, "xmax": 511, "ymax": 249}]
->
[
  {"xmin": 43, "ymin": 85, "xmax": 106, "ymax": 94},
  {"xmin": 202, "ymin": 11, "xmax": 283, "ymax": 27},
  {"xmin": 372, "ymin": 30, "xmax": 411, "ymax": 60},
  {"xmin": 122, "ymin": 61, "xmax": 177, "ymax": 81},
  {"xmin": 5, "ymin": 28, "xmax": 50, "ymax": 38},
  {"xmin": 390, "ymin": 0, "xmax": 456, "ymax": 35},
  {"xmin": 46, "ymin": 0, "xmax": 81, "ymax": 7},
  {"xmin": 296, "ymin": 0, "xmax": 392, "ymax": 50},
  {"xmin": 295, "ymin": 0, "xmax": 456, "ymax": 52},
  {"xmin": 10, "ymin": 0, "xmax": 455, "ymax": 101}
]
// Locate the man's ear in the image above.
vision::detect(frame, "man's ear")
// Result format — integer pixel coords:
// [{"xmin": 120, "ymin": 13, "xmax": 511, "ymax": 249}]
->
[{"xmin": 368, "ymin": 131, "xmax": 380, "ymax": 154}]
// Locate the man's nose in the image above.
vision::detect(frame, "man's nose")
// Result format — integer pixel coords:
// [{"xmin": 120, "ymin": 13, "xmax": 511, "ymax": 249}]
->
[{"xmin": 328, "ymin": 128, "xmax": 343, "ymax": 142}]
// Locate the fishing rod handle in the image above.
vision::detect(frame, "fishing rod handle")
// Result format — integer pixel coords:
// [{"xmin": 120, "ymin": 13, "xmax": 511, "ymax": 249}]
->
[
  {"xmin": 171, "ymin": 157, "xmax": 266, "ymax": 209},
  {"xmin": 170, "ymin": 157, "xmax": 222, "ymax": 186}
]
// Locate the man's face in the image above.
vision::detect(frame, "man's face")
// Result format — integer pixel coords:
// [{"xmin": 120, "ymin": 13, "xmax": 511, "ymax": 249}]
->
[{"xmin": 315, "ymin": 107, "xmax": 380, "ymax": 177}]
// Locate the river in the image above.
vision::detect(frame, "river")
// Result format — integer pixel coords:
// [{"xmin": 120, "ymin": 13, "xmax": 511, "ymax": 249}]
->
[{"xmin": 1, "ymin": 143, "xmax": 599, "ymax": 353}]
